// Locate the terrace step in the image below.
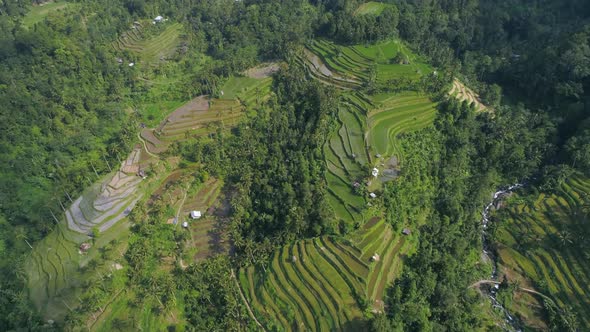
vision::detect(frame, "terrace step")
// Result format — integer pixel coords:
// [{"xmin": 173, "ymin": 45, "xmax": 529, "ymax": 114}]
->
[{"xmin": 94, "ymin": 185, "xmax": 137, "ymax": 211}]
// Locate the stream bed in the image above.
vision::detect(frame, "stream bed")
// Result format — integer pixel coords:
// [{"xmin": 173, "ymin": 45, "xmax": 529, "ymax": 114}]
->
[{"xmin": 481, "ymin": 184, "xmax": 524, "ymax": 331}]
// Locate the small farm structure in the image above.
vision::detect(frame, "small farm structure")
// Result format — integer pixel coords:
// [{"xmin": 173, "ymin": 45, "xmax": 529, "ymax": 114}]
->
[
  {"xmin": 190, "ymin": 210, "xmax": 202, "ymax": 219},
  {"xmin": 372, "ymin": 168, "xmax": 379, "ymax": 177},
  {"xmin": 79, "ymin": 243, "xmax": 91, "ymax": 252}
]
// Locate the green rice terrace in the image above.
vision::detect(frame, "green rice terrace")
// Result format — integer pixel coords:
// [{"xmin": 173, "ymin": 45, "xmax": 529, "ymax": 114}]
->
[
  {"xmin": 298, "ymin": 39, "xmax": 432, "ymax": 89},
  {"xmin": 238, "ymin": 217, "xmax": 412, "ymax": 331},
  {"xmin": 112, "ymin": 21, "xmax": 184, "ymax": 63},
  {"xmin": 354, "ymin": 1, "xmax": 392, "ymax": 16},
  {"xmin": 304, "ymin": 40, "xmax": 438, "ymax": 224},
  {"xmin": 367, "ymin": 91, "xmax": 437, "ymax": 157},
  {"xmin": 493, "ymin": 173, "xmax": 590, "ymax": 329}
]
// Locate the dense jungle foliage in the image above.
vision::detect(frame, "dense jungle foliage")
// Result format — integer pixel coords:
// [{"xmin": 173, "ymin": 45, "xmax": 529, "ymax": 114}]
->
[{"xmin": 0, "ymin": 0, "xmax": 589, "ymax": 330}]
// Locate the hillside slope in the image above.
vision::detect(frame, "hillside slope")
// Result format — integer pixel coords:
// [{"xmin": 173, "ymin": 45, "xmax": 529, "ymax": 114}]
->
[{"xmin": 493, "ymin": 173, "xmax": 590, "ymax": 329}]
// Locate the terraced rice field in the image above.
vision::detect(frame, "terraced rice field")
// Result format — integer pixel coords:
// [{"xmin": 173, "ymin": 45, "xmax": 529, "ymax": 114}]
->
[
  {"xmin": 141, "ymin": 96, "xmax": 245, "ymax": 153},
  {"xmin": 324, "ymin": 92, "xmax": 374, "ymax": 225},
  {"xmin": 66, "ymin": 149, "xmax": 144, "ymax": 234},
  {"xmin": 112, "ymin": 22, "xmax": 184, "ymax": 63},
  {"xmin": 238, "ymin": 217, "xmax": 410, "ymax": 330},
  {"xmin": 182, "ymin": 179, "xmax": 230, "ymax": 260},
  {"xmin": 25, "ymin": 219, "xmax": 131, "ymax": 321},
  {"xmin": 305, "ymin": 39, "xmax": 432, "ymax": 86},
  {"xmin": 449, "ymin": 79, "xmax": 486, "ymax": 111},
  {"xmin": 367, "ymin": 91, "xmax": 437, "ymax": 157},
  {"xmin": 221, "ymin": 76, "xmax": 272, "ymax": 106},
  {"xmin": 354, "ymin": 1, "xmax": 391, "ymax": 16},
  {"xmin": 495, "ymin": 173, "xmax": 590, "ymax": 329}
]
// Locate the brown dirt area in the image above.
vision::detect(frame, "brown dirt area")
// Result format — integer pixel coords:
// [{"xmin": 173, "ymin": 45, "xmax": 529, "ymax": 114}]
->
[
  {"xmin": 166, "ymin": 95, "xmax": 210, "ymax": 123},
  {"xmin": 244, "ymin": 62, "xmax": 280, "ymax": 78},
  {"xmin": 450, "ymin": 79, "xmax": 486, "ymax": 111}
]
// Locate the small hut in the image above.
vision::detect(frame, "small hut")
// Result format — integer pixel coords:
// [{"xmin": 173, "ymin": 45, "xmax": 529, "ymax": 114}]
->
[
  {"xmin": 369, "ymin": 192, "xmax": 377, "ymax": 199},
  {"xmin": 190, "ymin": 211, "xmax": 202, "ymax": 219},
  {"xmin": 154, "ymin": 15, "xmax": 164, "ymax": 23},
  {"xmin": 402, "ymin": 228, "xmax": 411, "ymax": 236},
  {"xmin": 371, "ymin": 253, "xmax": 380, "ymax": 262},
  {"xmin": 80, "ymin": 243, "xmax": 91, "ymax": 252},
  {"xmin": 371, "ymin": 168, "xmax": 379, "ymax": 177},
  {"xmin": 292, "ymin": 256, "xmax": 297, "ymax": 263},
  {"xmin": 182, "ymin": 221, "xmax": 189, "ymax": 228}
]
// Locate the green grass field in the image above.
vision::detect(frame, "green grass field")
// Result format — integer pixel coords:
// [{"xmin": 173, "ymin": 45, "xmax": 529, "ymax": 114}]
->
[
  {"xmin": 354, "ymin": 2, "xmax": 391, "ymax": 16},
  {"xmin": 494, "ymin": 173, "xmax": 590, "ymax": 329},
  {"xmin": 238, "ymin": 217, "xmax": 411, "ymax": 330},
  {"xmin": 23, "ymin": 1, "xmax": 77, "ymax": 28}
]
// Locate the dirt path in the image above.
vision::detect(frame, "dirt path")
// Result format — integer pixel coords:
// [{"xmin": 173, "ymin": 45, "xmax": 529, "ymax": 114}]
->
[
  {"xmin": 470, "ymin": 280, "xmax": 551, "ymax": 300},
  {"xmin": 137, "ymin": 132, "xmax": 159, "ymax": 158},
  {"xmin": 230, "ymin": 269, "xmax": 266, "ymax": 331},
  {"xmin": 174, "ymin": 189, "xmax": 188, "ymax": 229}
]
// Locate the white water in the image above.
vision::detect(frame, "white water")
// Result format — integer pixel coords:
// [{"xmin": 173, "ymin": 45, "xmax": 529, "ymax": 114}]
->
[{"xmin": 481, "ymin": 183, "xmax": 524, "ymax": 331}]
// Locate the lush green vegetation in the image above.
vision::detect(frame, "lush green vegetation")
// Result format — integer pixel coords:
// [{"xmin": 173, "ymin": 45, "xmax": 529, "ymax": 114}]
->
[
  {"xmin": 22, "ymin": 1, "xmax": 76, "ymax": 28},
  {"xmin": 491, "ymin": 173, "xmax": 590, "ymax": 330},
  {"xmin": 1, "ymin": 0, "xmax": 589, "ymax": 331}
]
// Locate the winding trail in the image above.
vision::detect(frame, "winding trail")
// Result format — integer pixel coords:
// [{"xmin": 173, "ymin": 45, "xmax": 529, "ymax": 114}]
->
[
  {"xmin": 137, "ymin": 132, "xmax": 159, "ymax": 158},
  {"xmin": 230, "ymin": 269, "xmax": 266, "ymax": 331}
]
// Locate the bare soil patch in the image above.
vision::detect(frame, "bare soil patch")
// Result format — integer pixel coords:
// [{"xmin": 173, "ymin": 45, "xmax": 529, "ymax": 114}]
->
[
  {"xmin": 244, "ymin": 62, "xmax": 280, "ymax": 78},
  {"xmin": 166, "ymin": 95, "xmax": 210, "ymax": 123},
  {"xmin": 451, "ymin": 79, "xmax": 486, "ymax": 111}
]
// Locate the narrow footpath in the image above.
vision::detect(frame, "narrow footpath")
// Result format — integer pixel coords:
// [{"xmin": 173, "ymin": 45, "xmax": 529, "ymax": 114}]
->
[{"xmin": 230, "ymin": 269, "xmax": 266, "ymax": 331}]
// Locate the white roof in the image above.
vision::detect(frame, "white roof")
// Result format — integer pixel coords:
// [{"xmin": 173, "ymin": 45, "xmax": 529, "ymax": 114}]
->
[
  {"xmin": 128, "ymin": 62, "xmax": 134, "ymax": 67},
  {"xmin": 155, "ymin": 15, "xmax": 163, "ymax": 21},
  {"xmin": 371, "ymin": 168, "xmax": 379, "ymax": 177},
  {"xmin": 369, "ymin": 192, "xmax": 377, "ymax": 198},
  {"xmin": 182, "ymin": 221, "xmax": 188, "ymax": 228},
  {"xmin": 190, "ymin": 210, "xmax": 202, "ymax": 218}
]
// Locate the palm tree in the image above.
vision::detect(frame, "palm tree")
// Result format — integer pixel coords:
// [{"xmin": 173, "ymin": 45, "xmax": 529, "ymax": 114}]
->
[
  {"xmin": 557, "ymin": 230, "xmax": 573, "ymax": 247},
  {"xmin": 111, "ymin": 318, "xmax": 131, "ymax": 331}
]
